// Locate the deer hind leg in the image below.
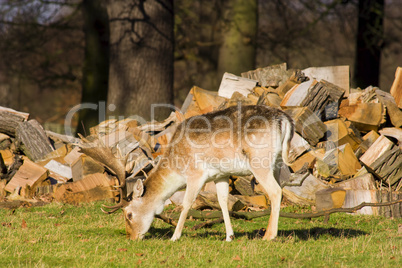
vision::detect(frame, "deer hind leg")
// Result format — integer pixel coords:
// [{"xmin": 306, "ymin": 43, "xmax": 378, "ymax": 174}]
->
[
  {"xmin": 250, "ymin": 167, "xmax": 282, "ymax": 241},
  {"xmin": 171, "ymin": 175, "xmax": 205, "ymax": 241},
  {"xmin": 215, "ymin": 177, "xmax": 234, "ymax": 241}
]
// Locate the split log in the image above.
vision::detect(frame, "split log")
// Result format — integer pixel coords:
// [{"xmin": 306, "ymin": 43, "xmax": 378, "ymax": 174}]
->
[
  {"xmin": 16, "ymin": 120, "xmax": 54, "ymax": 162},
  {"xmin": 0, "ymin": 179, "xmax": 6, "ymax": 198},
  {"xmin": 360, "ymin": 135, "xmax": 402, "ymax": 188},
  {"xmin": 299, "ymin": 80, "xmax": 345, "ymax": 116},
  {"xmin": 276, "ymin": 69, "xmax": 308, "ymax": 98},
  {"xmin": 0, "ymin": 111, "xmax": 26, "ymax": 137},
  {"xmin": 233, "ymin": 176, "xmax": 254, "ymax": 196},
  {"xmin": 218, "ymin": 72, "xmax": 258, "ymax": 99},
  {"xmin": 335, "ymin": 173, "xmax": 376, "ymax": 190},
  {"xmin": 315, "ymin": 188, "xmax": 346, "ymax": 211},
  {"xmin": 192, "ymin": 86, "xmax": 226, "ymax": 113},
  {"xmin": 302, "ymin": 65, "xmax": 350, "ymax": 97},
  {"xmin": 358, "ymin": 130, "xmax": 380, "ymax": 153},
  {"xmin": 64, "ymin": 147, "xmax": 84, "ymax": 181},
  {"xmin": 53, "ymin": 173, "xmax": 115, "ymax": 204},
  {"xmin": 282, "ymin": 173, "xmax": 330, "ymax": 205},
  {"xmin": 241, "ymin": 63, "xmax": 290, "ymax": 88},
  {"xmin": 338, "ymin": 102, "xmax": 384, "ymax": 132},
  {"xmin": 234, "ymin": 195, "xmax": 268, "ymax": 209},
  {"xmin": 44, "ymin": 160, "xmax": 72, "ymax": 181},
  {"xmin": 317, "ymin": 143, "xmax": 361, "ymax": 178},
  {"xmin": 0, "ymin": 149, "xmax": 14, "ymax": 167},
  {"xmin": 325, "ymin": 119, "xmax": 362, "ymax": 151},
  {"xmin": 280, "ymin": 79, "xmax": 316, "ymax": 108},
  {"xmin": 375, "ymin": 89, "xmax": 402, "ymax": 127},
  {"xmin": 192, "ymin": 191, "xmax": 246, "ymax": 212},
  {"xmin": 288, "ymin": 133, "xmax": 310, "ymax": 163},
  {"xmin": 284, "ymin": 107, "xmax": 326, "ymax": 145},
  {"xmin": 4, "ymin": 157, "xmax": 49, "ymax": 195},
  {"xmin": 289, "ymin": 150, "xmax": 317, "ymax": 173},
  {"xmin": 390, "ymin": 66, "xmax": 402, "ymax": 109},
  {"xmin": 379, "ymin": 128, "xmax": 402, "ymax": 149}
]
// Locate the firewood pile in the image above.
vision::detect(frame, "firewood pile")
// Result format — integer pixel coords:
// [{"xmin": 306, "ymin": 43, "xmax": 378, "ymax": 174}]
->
[{"xmin": 1, "ymin": 63, "xmax": 401, "ymax": 217}]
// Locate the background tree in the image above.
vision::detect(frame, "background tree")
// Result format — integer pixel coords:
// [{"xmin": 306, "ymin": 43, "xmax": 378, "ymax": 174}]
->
[
  {"xmin": 353, "ymin": 0, "xmax": 384, "ymax": 88},
  {"xmin": 106, "ymin": 0, "xmax": 174, "ymax": 121},
  {"xmin": 76, "ymin": 0, "xmax": 110, "ymax": 135},
  {"xmin": 217, "ymin": 0, "xmax": 257, "ymax": 78}
]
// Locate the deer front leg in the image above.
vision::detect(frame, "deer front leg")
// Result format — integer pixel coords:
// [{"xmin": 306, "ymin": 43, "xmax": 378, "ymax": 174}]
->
[
  {"xmin": 171, "ymin": 179, "xmax": 204, "ymax": 241},
  {"xmin": 215, "ymin": 178, "xmax": 234, "ymax": 241}
]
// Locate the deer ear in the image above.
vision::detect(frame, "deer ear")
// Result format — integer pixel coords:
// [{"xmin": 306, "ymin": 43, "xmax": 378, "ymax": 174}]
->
[{"xmin": 133, "ymin": 179, "xmax": 144, "ymax": 198}]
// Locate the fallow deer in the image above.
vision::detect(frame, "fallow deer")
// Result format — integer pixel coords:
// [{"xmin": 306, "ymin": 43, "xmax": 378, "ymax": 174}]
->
[{"xmin": 81, "ymin": 104, "xmax": 294, "ymax": 241}]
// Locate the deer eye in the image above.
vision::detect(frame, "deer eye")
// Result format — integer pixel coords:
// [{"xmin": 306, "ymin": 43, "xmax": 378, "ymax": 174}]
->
[{"xmin": 127, "ymin": 212, "xmax": 133, "ymax": 220}]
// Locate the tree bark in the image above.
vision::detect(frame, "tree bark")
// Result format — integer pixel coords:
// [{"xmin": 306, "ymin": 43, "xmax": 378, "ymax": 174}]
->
[
  {"xmin": 353, "ymin": 0, "xmax": 384, "ymax": 88},
  {"xmin": 217, "ymin": 0, "xmax": 257, "ymax": 78},
  {"xmin": 106, "ymin": 0, "xmax": 174, "ymax": 121},
  {"xmin": 77, "ymin": 0, "xmax": 110, "ymax": 136}
]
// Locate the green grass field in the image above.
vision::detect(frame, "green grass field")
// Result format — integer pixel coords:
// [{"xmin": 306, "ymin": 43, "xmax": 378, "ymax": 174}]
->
[{"xmin": 0, "ymin": 202, "xmax": 401, "ymax": 267}]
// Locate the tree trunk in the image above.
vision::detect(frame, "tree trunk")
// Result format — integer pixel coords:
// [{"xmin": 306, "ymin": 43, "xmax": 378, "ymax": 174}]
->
[
  {"xmin": 353, "ymin": 0, "xmax": 384, "ymax": 88},
  {"xmin": 106, "ymin": 0, "xmax": 174, "ymax": 121},
  {"xmin": 77, "ymin": 0, "xmax": 110, "ymax": 136},
  {"xmin": 217, "ymin": 0, "xmax": 257, "ymax": 78}
]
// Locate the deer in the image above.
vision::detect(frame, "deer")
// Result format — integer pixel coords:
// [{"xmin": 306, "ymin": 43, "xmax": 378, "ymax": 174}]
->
[{"xmin": 80, "ymin": 104, "xmax": 294, "ymax": 241}]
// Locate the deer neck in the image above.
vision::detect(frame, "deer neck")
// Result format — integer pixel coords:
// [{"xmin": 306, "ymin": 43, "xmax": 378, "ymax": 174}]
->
[{"xmin": 141, "ymin": 160, "xmax": 185, "ymax": 214}]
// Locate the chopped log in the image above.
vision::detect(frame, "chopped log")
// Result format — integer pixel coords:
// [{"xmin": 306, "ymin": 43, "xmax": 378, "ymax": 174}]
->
[
  {"xmin": 240, "ymin": 63, "xmax": 290, "ymax": 87},
  {"xmin": 325, "ymin": 119, "xmax": 362, "ymax": 151},
  {"xmin": 44, "ymin": 160, "xmax": 72, "ymax": 181},
  {"xmin": 81, "ymin": 154, "xmax": 106, "ymax": 176},
  {"xmin": 0, "ymin": 106, "xmax": 29, "ymax": 120},
  {"xmin": 276, "ymin": 69, "xmax": 307, "ymax": 98},
  {"xmin": 191, "ymin": 86, "xmax": 226, "ymax": 113},
  {"xmin": 233, "ymin": 175, "xmax": 254, "ymax": 196},
  {"xmin": 0, "ymin": 179, "xmax": 6, "ymax": 198},
  {"xmin": 315, "ymin": 188, "xmax": 346, "ymax": 211},
  {"xmin": 342, "ymin": 189, "xmax": 379, "ymax": 215},
  {"xmin": 282, "ymin": 173, "xmax": 330, "ymax": 205},
  {"xmin": 218, "ymin": 72, "xmax": 258, "ymax": 99},
  {"xmin": 280, "ymin": 79, "xmax": 316, "ymax": 108},
  {"xmin": 338, "ymin": 102, "xmax": 383, "ymax": 132},
  {"xmin": 181, "ymin": 89, "xmax": 204, "ymax": 119},
  {"xmin": 64, "ymin": 147, "xmax": 84, "ymax": 181},
  {"xmin": 234, "ymin": 195, "xmax": 268, "ymax": 209},
  {"xmin": 302, "ymin": 65, "xmax": 350, "ymax": 96},
  {"xmin": 370, "ymin": 146, "xmax": 402, "ymax": 187},
  {"xmin": 192, "ymin": 191, "xmax": 245, "ymax": 212},
  {"xmin": 15, "ymin": 120, "xmax": 54, "ymax": 162},
  {"xmin": 315, "ymin": 143, "xmax": 362, "ymax": 179},
  {"xmin": 376, "ymin": 190, "xmax": 402, "ymax": 218},
  {"xmin": 4, "ymin": 157, "xmax": 49, "ymax": 194},
  {"xmin": 0, "ymin": 111, "xmax": 26, "ymax": 137},
  {"xmin": 288, "ymin": 133, "xmax": 310, "ymax": 163},
  {"xmin": 358, "ymin": 130, "xmax": 380, "ymax": 153},
  {"xmin": 300, "ymin": 80, "xmax": 345, "ymax": 116},
  {"xmin": 375, "ymin": 89, "xmax": 402, "ymax": 127},
  {"xmin": 289, "ymin": 150, "xmax": 317, "ymax": 173},
  {"xmin": 390, "ymin": 66, "xmax": 402, "ymax": 109},
  {"xmin": 360, "ymin": 135, "xmax": 402, "ymax": 188},
  {"xmin": 46, "ymin": 130, "xmax": 80, "ymax": 144},
  {"xmin": 53, "ymin": 173, "xmax": 115, "ymax": 204},
  {"xmin": 379, "ymin": 128, "xmax": 402, "ymax": 149},
  {"xmin": 0, "ymin": 149, "xmax": 14, "ymax": 167},
  {"xmin": 360, "ymin": 135, "xmax": 394, "ymax": 167},
  {"xmin": 284, "ymin": 107, "xmax": 326, "ymax": 145},
  {"xmin": 335, "ymin": 173, "xmax": 376, "ymax": 190}
]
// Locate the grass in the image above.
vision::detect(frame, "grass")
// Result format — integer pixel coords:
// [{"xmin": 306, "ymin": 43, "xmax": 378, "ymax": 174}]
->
[{"xmin": 0, "ymin": 202, "xmax": 401, "ymax": 267}]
